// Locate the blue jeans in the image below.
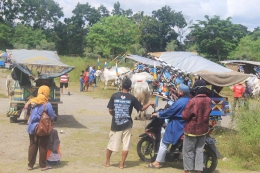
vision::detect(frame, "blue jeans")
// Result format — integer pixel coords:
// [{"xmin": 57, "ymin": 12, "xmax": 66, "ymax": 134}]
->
[{"xmin": 80, "ymin": 82, "xmax": 83, "ymax": 91}]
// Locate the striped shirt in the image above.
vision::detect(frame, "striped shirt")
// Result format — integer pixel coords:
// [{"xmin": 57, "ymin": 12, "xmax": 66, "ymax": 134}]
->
[{"xmin": 60, "ymin": 74, "xmax": 69, "ymax": 83}]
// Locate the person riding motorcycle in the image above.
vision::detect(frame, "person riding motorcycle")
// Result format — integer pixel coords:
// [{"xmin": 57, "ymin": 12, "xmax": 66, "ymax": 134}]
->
[{"xmin": 147, "ymin": 84, "xmax": 191, "ymax": 168}]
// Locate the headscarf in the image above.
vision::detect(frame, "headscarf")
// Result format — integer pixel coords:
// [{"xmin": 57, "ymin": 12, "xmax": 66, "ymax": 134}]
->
[{"xmin": 29, "ymin": 85, "xmax": 50, "ymax": 104}]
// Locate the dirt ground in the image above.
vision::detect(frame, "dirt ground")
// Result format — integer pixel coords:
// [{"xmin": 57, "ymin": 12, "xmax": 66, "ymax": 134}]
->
[{"xmin": 0, "ymin": 70, "xmax": 258, "ymax": 173}]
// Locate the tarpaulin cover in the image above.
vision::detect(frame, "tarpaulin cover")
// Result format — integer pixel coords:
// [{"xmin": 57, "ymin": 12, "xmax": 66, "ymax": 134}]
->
[
  {"xmin": 126, "ymin": 54, "xmax": 161, "ymax": 66},
  {"xmin": 159, "ymin": 52, "xmax": 251, "ymax": 86},
  {"xmin": 159, "ymin": 52, "xmax": 232, "ymax": 73},
  {"xmin": 7, "ymin": 49, "xmax": 74, "ymax": 79},
  {"xmin": 220, "ymin": 60, "xmax": 260, "ymax": 66},
  {"xmin": 195, "ymin": 70, "xmax": 251, "ymax": 87}
]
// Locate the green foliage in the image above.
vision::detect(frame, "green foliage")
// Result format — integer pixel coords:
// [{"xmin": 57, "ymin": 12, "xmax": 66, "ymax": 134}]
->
[
  {"xmin": 0, "ymin": 0, "xmax": 22, "ymax": 23},
  {"xmin": 11, "ymin": 25, "xmax": 55, "ymax": 50},
  {"xmin": 185, "ymin": 44, "xmax": 197, "ymax": 52},
  {"xmin": 111, "ymin": 1, "xmax": 133, "ymax": 17},
  {"xmin": 0, "ymin": 23, "xmax": 12, "ymax": 49},
  {"xmin": 19, "ymin": 0, "xmax": 63, "ymax": 29},
  {"xmin": 189, "ymin": 15, "xmax": 248, "ymax": 61},
  {"xmin": 228, "ymin": 31, "xmax": 260, "ymax": 61},
  {"xmin": 13, "ymin": 43, "xmax": 29, "ymax": 49},
  {"xmin": 138, "ymin": 16, "xmax": 161, "ymax": 52},
  {"xmin": 151, "ymin": 6, "xmax": 184, "ymax": 50},
  {"xmin": 215, "ymin": 100, "xmax": 260, "ymax": 170},
  {"xmin": 86, "ymin": 15, "xmax": 139, "ymax": 56},
  {"xmin": 128, "ymin": 44, "xmax": 145, "ymax": 56},
  {"xmin": 36, "ymin": 39, "xmax": 56, "ymax": 50},
  {"xmin": 165, "ymin": 40, "xmax": 178, "ymax": 51}
]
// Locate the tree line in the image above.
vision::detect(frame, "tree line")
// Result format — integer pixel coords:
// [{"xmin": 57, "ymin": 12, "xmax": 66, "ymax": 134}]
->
[{"xmin": 0, "ymin": 0, "xmax": 260, "ymax": 61}]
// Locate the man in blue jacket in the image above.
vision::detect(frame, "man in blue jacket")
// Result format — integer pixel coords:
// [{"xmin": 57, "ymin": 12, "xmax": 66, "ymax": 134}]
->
[{"xmin": 148, "ymin": 84, "xmax": 191, "ymax": 168}]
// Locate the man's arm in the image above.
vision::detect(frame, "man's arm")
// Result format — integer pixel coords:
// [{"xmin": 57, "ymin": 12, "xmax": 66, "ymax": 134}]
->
[
  {"xmin": 108, "ymin": 109, "xmax": 114, "ymax": 116},
  {"xmin": 141, "ymin": 101, "xmax": 155, "ymax": 111}
]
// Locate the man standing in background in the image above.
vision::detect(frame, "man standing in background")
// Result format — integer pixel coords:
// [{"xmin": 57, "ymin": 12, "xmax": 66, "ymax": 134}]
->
[
  {"xmin": 60, "ymin": 73, "xmax": 70, "ymax": 96},
  {"xmin": 232, "ymin": 82, "xmax": 245, "ymax": 111}
]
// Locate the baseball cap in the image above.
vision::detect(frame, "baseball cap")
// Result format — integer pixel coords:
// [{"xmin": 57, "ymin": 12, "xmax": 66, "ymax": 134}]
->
[{"xmin": 179, "ymin": 84, "xmax": 190, "ymax": 93}]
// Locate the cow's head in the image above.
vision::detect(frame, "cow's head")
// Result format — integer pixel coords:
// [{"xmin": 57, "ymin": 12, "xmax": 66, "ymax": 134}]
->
[
  {"xmin": 94, "ymin": 70, "xmax": 102, "ymax": 77},
  {"xmin": 115, "ymin": 75, "xmax": 126, "ymax": 86}
]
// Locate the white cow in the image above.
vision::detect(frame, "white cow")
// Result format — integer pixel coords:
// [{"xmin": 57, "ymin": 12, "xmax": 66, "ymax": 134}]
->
[
  {"xmin": 246, "ymin": 75, "xmax": 259, "ymax": 90},
  {"xmin": 132, "ymin": 81, "xmax": 150, "ymax": 120},
  {"xmin": 252, "ymin": 83, "xmax": 260, "ymax": 99},
  {"xmin": 246, "ymin": 75, "xmax": 260, "ymax": 97},
  {"xmin": 97, "ymin": 67, "xmax": 130, "ymax": 90},
  {"xmin": 115, "ymin": 71, "xmax": 154, "ymax": 92}
]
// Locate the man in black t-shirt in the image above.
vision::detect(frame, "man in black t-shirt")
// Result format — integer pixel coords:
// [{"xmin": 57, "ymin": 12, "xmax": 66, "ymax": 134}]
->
[{"xmin": 105, "ymin": 78, "xmax": 155, "ymax": 169}]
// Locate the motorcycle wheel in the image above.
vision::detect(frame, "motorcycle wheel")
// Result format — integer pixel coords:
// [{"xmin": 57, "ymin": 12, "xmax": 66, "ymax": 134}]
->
[
  {"xmin": 202, "ymin": 144, "xmax": 218, "ymax": 173},
  {"xmin": 137, "ymin": 137, "xmax": 156, "ymax": 162}
]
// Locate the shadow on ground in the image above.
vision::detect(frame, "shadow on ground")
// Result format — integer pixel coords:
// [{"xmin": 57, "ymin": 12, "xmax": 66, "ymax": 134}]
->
[
  {"xmin": 51, "ymin": 161, "xmax": 69, "ymax": 169},
  {"xmin": 214, "ymin": 126, "xmax": 237, "ymax": 135},
  {"xmin": 54, "ymin": 114, "xmax": 87, "ymax": 129}
]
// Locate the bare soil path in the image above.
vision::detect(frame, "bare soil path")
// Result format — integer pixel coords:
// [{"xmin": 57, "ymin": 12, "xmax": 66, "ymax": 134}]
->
[{"xmin": 0, "ymin": 70, "xmax": 257, "ymax": 173}]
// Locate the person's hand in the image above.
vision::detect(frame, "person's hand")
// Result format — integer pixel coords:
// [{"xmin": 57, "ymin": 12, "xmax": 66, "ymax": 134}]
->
[
  {"xmin": 149, "ymin": 102, "xmax": 155, "ymax": 108},
  {"xmin": 24, "ymin": 101, "xmax": 30, "ymax": 109},
  {"xmin": 151, "ymin": 112, "xmax": 157, "ymax": 117}
]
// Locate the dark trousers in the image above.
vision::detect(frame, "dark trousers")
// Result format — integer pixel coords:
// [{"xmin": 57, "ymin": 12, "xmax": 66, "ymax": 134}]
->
[{"xmin": 28, "ymin": 134, "xmax": 50, "ymax": 168}]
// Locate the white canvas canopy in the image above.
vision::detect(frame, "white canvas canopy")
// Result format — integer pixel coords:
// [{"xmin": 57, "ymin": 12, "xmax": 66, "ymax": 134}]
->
[
  {"xmin": 7, "ymin": 49, "xmax": 74, "ymax": 79},
  {"xmin": 126, "ymin": 54, "xmax": 161, "ymax": 66},
  {"xmin": 158, "ymin": 52, "xmax": 251, "ymax": 87},
  {"xmin": 220, "ymin": 60, "xmax": 260, "ymax": 66},
  {"xmin": 159, "ymin": 52, "xmax": 232, "ymax": 73}
]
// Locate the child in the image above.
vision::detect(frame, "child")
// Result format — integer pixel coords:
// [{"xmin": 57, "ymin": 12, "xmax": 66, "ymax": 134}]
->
[
  {"xmin": 80, "ymin": 74, "xmax": 84, "ymax": 92},
  {"xmin": 46, "ymin": 129, "xmax": 61, "ymax": 165}
]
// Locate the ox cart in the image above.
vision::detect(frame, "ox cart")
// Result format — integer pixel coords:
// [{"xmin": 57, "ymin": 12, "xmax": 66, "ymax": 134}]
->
[
  {"xmin": 153, "ymin": 52, "xmax": 252, "ymax": 120},
  {"xmin": 6, "ymin": 49, "xmax": 74, "ymax": 123},
  {"xmin": 126, "ymin": 52, "xmax": 251, "ymax": 121}
]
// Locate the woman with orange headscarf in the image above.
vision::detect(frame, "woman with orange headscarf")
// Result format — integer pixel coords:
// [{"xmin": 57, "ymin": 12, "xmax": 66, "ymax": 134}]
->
[{"xmin": 25, "ymin": 85, "xmax": 55, "ymax": 171}]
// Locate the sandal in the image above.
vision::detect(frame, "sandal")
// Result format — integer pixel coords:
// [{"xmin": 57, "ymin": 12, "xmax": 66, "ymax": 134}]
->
[
  {"xmin": 147, "ymin": 163, "xmax": 160, "ymax": 168},
  {"xmin": 41, "ymin": 165, "xmax": 52, "ymax": 171}
]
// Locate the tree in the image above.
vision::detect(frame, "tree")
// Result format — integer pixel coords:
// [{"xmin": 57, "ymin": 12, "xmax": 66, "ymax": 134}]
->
[
  {"xmin": 176, "ymin": 14, "xmax": 192, "ymax": 44},
  {"xmin": 111, "ymin": 2, "xmax": 123, "ymax": 16},
  {"xmin": 86, "ymin": 15, "xmax": 139, "ymax": 56},
  {"xmin": 0, "ymin": 0, "xmax": 22, "ymax": 24},
  {"xmin": 228, "ymin": 31, "xmax": 260, "ymax": 61},
  {"xmin": 54, "ymin": 3, "xmax": 102, "ymax": 55},
  {"xmin": 72, "ymin": 3, "xmax": 101, "ymax": 27},
  {"xmin": 36, "ymin": 39, "xmax": 55, "ymax": 50},
  {"xmin": 19, "ymin": 0, "xmax": 64, "ymax": 29},
  {"xmin": 111, "ymin": 2, "xmax": 133, "ymax": 17},
  {"xmin": 139, "ymin": 16, "xmax": 161, "ymax": 52},
  {"xmin": 0, "ymin": 23, "xmax": 12, "ymax": 49},
  {"xmin": 11, "ymin": 24, "xmax": 46, "ymax": 49},
  {"xmin": 151, "ymin": 6, "xmax": 184, "ymax": 51},
  {"xmin": 189, "ymin": 15, "xmax": 248, "ymax": 61},
  {"xmin": 165, "ymin": 40, "xmax": 178, "ymax": 51},
  {"xmin": 128, "ymin": 44, "xmax": 145, "ymax": 56},
  {"xmin": 98, "ymin": 5, "xmax": 110, "ymax": 18}
]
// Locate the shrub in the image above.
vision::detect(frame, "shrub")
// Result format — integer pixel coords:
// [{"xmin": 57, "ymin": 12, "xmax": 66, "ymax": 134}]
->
[{"xmin": 219, "ymin": 99, "xmax": 260, "ymax": 170}]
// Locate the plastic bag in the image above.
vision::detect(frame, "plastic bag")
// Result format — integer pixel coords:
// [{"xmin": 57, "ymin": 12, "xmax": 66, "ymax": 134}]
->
[{"xmin": 19, "ymin": 108, "xmax": 27, "ymax": 120}]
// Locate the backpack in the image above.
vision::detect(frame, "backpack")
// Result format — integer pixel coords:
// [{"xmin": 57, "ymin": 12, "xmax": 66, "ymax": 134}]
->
[{"xmin": 35, "ymin": 104, "xmax": 53, "ymax": 136}]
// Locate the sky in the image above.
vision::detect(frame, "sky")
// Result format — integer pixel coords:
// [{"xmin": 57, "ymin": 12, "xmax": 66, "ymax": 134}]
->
[{"xmin": 55, "ymin": 0, "xmax": 260, "ymax": 31}]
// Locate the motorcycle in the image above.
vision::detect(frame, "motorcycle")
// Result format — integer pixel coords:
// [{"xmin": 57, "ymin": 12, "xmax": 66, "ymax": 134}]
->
[{"xmin": 137, "ymin": 109, "xmax": 221, "ymax": 173}]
